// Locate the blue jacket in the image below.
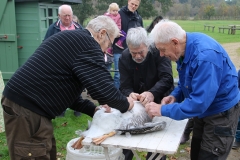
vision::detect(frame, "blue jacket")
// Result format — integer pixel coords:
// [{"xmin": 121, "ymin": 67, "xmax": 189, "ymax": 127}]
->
[
  {"xmin": 161, "ymin": 32, "xmax": 240, "ymax": 120},
  {"xmin": 44, "ymin": 19, "xmax": 83, "ymax": 40}
]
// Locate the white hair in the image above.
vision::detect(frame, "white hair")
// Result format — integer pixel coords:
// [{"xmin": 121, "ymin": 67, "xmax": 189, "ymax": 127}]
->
[
  {"xmin": 86, "ymin": 15, "xmax": 119, "ymax": 39},
  {"xmin": 58, "ymin": 4, "xmax": 73, "ymax": 15},
  {"xmin": 149, "ymin": 20, "xmax": 186, "ymax": 44},
  {"xmin": 126, "ymin": 27, "xmax": 150, "ymax": 48}
]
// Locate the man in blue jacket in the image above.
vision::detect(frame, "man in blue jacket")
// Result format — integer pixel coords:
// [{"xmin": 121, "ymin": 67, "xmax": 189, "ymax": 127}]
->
[{"xmin": 147, "ymin": 20, "xmax": 240, "ymax": 160}]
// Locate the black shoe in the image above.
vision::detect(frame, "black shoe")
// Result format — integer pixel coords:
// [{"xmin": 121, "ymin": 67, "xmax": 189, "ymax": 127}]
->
[
  {"xmin": 74, "ymin": 111, "xmax": 81, "ymax": 117},
  {"xmin": 232, "ymin": 141, "xmax": 240, "ymax": 149},
  {"xmin": 180, "ymin": 134, "xmax": 190, "ymax": 144}
]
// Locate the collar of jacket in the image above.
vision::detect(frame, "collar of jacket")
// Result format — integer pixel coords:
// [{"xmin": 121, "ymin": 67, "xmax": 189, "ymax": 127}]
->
[{"xmin": 55, "ymin": 19, "xmax": 80, "ymax": 29}]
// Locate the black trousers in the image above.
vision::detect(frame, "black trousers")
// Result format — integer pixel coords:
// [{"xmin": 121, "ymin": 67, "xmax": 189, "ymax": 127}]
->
[{"xmin": 191, "ymin": 103, "xmax": 240, "ymax": 160}]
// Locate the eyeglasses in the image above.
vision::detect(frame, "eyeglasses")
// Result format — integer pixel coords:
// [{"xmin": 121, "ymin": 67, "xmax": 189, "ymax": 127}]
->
[{"xmin": 106, "ymin": 32, "xmax": 113, "ymax": 48}]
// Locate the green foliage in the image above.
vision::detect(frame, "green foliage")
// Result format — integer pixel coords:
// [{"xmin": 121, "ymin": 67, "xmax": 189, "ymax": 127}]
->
[
  {"xmin": 72, "ymin": 0, "xmax": 96, "ymax": 25},
  {"xmin": 156, "ymin": 0, "xmax": 174, "ymax": 15},
  {"xmin": 138, "ymin": 0, "xmax": 158, "ymax": 18},
  {"xmin": 204, "ymin": 5, "xmax": 215, "ymax": 19}
]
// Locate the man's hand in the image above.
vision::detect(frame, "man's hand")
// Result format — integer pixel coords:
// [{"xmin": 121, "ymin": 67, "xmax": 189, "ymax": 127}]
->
[
  {"xmin": 127, "ymin": 96, "xmax": 134, "ymax": 110},
  {"xmin": 137, "ymin": 91, "xmax": 154, "ymax": 106},
  {"xmin": 161, "ymin": 95, "xmax": 176, "ymax": 105},
  {"xmin": 129, "ymin": 92, "xmax": 139, "ymax": 101},
  {"xmin": 94, "ymin": 105, "xmax": 111, "ymax": 114},
  {"xmin": 101, "ymin": 104, "xmax": 111, "ymax": 113},
  {"xmin": 145, "ymin": 102, "xmax": 162, "ymax": 118}
]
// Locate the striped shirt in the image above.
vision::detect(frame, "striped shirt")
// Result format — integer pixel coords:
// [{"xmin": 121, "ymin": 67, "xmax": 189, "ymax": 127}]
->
[{"xmin": 3, "ymin": 29, "xmax": 129, "ymax": 119}]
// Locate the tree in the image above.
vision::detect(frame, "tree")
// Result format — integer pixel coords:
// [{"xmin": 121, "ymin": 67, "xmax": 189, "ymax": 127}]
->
[
  {"xmin": 179, "ymin": 0, "xmax": 188, "ymax": 3},
  {"xmin": 72, "ymin": 0, "xmax": 96, "ymax": 26},
  {"xmin": 156, "ymin": 0, "xmax": 174, "ymax": 15},
  {"xmin": 96, "ymin": 0, "xmax": 173, "ymax": 17},
  {"xmin": 204, "ymin": 5, "xmax": 215, "ymax": 19},
  {"xmin": 138, "ymin": 0, "xmax": 158, "ymax": 18}
]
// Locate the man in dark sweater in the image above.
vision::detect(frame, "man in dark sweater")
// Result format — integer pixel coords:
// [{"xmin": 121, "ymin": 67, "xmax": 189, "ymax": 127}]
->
[
  {"xmin": 119, "ymin": 27, "xmax": 173, "ymax": 160},
  {"xmin": 2, "ymin": 15, "xmax": 134, "ymax": 160}
]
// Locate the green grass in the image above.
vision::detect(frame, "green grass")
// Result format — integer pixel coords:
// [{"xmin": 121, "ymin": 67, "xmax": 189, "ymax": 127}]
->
[
  {"xmin": 145, "ymin": 19, "xmax": 240, "ymax": 44},
  {"xmin": 1, "ymin": 20, "xmax": 240, "ymax": 159}
]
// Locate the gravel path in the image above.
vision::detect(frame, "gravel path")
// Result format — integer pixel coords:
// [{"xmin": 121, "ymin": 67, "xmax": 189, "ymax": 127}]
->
[
  {"xmin": 222, "ymin": 42, "xmax": 240, "ymax": 71},
  {"xmin": 222, "ymin": 42, "xmax": 240, "ymax": 160}
]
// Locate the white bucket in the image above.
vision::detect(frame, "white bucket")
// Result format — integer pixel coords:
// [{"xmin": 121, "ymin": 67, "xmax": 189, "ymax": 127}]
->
[{"xmin": 66, "ymin": 138, "xmax": 124, "ymax": 160}]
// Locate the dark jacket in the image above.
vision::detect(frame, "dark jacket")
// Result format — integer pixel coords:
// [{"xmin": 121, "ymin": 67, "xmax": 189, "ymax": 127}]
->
[
  {"xmin": 113, "ymin": 5, "xmax": 143, "ymax": 54},
  {"xmin": 44, "ymin": 19, "xmax": 83, "ymax": 40},
  {"xmin": 119, "ymin": 47, "xmax": 174, "ymax": 103}
]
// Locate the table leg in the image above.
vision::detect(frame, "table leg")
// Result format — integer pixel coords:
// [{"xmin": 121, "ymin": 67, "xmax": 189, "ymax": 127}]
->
[
  {"xmin": 131, "ymin": 150, "xmax": 141, "ymax": 160},
  {"xmin": 103, "ymin": 147, "xmax": 111, "ymax": 160}
]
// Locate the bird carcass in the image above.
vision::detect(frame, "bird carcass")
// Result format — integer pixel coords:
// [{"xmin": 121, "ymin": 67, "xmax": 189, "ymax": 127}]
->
[{"xmin": 71, "ymin": 101, "xmax": 166, "ymax": 149}]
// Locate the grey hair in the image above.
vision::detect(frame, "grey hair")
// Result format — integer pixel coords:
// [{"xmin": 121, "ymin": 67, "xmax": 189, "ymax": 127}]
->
[
  {"xmin": 149, "ymin": 19, "xmax": 185, "ymax": 44},
  {"xmin": 86, "ymin": 15, "xmax": 119, "ymax": 39},
  {"xmin": 58, "ymin": 5, "xmax": 73, "ymax": 15},
  {"xmin": 126, "ymin": 27, "xmax": 150, "ymax": 48}
]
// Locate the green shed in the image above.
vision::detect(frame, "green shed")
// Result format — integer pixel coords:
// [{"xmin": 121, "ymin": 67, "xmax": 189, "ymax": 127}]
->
[{"xmin": 0, "ymin": 0, "xmax": 82, "ymax": 83}]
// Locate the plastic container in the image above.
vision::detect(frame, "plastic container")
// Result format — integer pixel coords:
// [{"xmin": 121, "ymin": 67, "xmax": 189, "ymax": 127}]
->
[{"xmin": 66, "ymin": 138, "xmax": 124, "ymax": 160}]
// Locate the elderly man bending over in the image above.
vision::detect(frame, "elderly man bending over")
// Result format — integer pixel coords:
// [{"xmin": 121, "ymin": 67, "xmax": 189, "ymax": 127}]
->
[
  {"xmin": 119, "ymin": 27, "xmax": 174, "ymax": 160},
  {"xmin": 2, "ymin": 16, "xmax": 134, "ymax": 160}
]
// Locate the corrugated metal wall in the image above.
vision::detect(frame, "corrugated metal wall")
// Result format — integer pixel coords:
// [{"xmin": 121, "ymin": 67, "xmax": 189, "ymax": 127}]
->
[{"xmin": 16, "ymin": 2, "xmax": 59, "ymax": 67}]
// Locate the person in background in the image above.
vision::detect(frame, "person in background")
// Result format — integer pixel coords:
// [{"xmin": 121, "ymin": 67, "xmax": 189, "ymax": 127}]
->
[
  {"xmin": 2, "ymin": 15, "xmax": 134, "ymax": 160},
  {"xmin": 44, "ymin": 5, "xmax": 83, "ymax": 117},
  {"xmin": 147, "ymin": 20, "xmax": 240, "ymax": 160},
  {"xmin": 104, "ymin": 3, "xmax": 127, "ymax": 56},
  {"xmin": 72, "ymin": 14, "xmax": 80, "ymax": 24},
  {"xmin": 119, "ymin": 27, "xmax": 173, "ymax": 160},
  {"xmin": 44, "ymin": 4, "xmax": 83, "ymax": 40},
  {"xmin": 146, "ymin": 15, "xmax": 163, "ymax": 33},
  {"xmin": 112, "ymin": 0, "xmax": 143, "ymax": 89},
  {"xmin": 232, "ymin": 69, "xmax": 240, "ymax": 149}
]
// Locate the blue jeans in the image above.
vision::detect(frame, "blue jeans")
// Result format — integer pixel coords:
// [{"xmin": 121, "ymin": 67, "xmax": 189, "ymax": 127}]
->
[
  {"xmin": 113, "ymin": 53, "xmax": 121, "ymax": 89},
  {"xmin": 236, "ymin": 116, "xmax": 240, "ymax": 142},
  {"xmin": 105, "ymin": 63, "xmax": 112, "ymax": 71}
]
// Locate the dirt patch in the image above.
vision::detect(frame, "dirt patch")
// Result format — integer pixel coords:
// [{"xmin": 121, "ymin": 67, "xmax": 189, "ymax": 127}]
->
[{"xmin": 222, "ymin": 42, "xmax": 240, "ymax": 71}]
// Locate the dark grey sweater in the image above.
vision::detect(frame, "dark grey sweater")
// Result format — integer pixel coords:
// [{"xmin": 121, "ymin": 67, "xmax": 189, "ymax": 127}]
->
[{"xmin": 3, "ymin": 29, "xmax": 129, "ymax": 119}]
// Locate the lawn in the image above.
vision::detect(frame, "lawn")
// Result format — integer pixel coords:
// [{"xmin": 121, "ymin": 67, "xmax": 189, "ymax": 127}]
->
[{"xmin": 1, "ymin": 20, "xmax": 240, "ymax": 159}]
